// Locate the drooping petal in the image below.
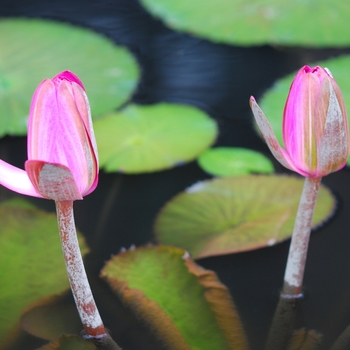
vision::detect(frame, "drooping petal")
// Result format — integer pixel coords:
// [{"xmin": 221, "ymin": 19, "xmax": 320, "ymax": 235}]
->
[
  {"xmin": 0, "ymin": 160, "xmax": 43, "ymax": 198},
  {"xmin": 251, "ymin": 66, "xmax": 349, "ymax": 178},
  {"xmin": 25, "ymin": 160, "xmax": 82, "ymax": 201},
  {"xmin": 250, "ymin": 97, "xmax": 297, "ymax": 172}
]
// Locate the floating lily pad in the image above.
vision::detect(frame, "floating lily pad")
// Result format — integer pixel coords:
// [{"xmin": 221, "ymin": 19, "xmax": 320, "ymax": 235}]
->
[
  {"xmin": 140, "ymin": 0, "xmax": 350, "ymax": 46},
  {"xmin": 198, "ymin": 147, "xmax": 274, "ymax": 176},
  {"xmin": 258, "ymin": 55, "xmax": 350, "ymax": 166},
  {"xmin": 37, "ymin": 335, "xmax": 96, "ymax": 350},
  {"xmin": 20, "ymin": 294, "xmax": 82, "ymax": 341},
  {"xmin": 94, "ymin": 103, "xmax": 218, "ymax": 173},
  {"xmin": 101, "ymin": 245, "xmax": 248, "ymax": 350},
  {"xmin": 0, "ymin": 18, "xmax": 139, "ymax": 136},
  {"xmin": 154, "ymin": 175, "xmax": 334, "ymax": 259},
  {"xmin": 0, "ymin": 198, "xmax": 88, "ymax": 347}
]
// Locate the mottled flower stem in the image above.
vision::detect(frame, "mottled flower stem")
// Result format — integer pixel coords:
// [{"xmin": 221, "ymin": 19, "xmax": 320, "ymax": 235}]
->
[
  {"xmin": 55, "ymin": 200, "xmax": 107, "ymax": 339},
  {"xmin": 264, "ymin": 177, "xmax": 321, "ymax": 350},
  {"xmin": 281, "ymin": 176, "xmax": 321, "ymax": 298}
]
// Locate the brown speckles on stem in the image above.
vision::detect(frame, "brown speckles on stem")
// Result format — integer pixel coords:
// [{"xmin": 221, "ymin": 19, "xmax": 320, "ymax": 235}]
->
[{"xmin": 55, "ymin": 200, "xmax": 106, "ymax": 338}]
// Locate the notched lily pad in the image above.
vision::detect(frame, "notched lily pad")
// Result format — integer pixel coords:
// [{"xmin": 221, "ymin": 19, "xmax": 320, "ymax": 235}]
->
[
  {"xmin": 154, "ymin": 175, "xmax": 335, "ymax": 259},
  {"xmin": 140, "ymin": 0, "xmax": 350, "ymax": 46},
  {"xmin": 0, "ymin": 18, "xmax": 139, "ymax": 136},
  {"xmin": 258, "ymin": 55, "xmax": 350, "ymax": 166},
  {"xmin": 0, "ymin": 198, "xmax": 88, "ymax": 347},
  {"xmin": 37, "ymin": 334, "xmax": 96, "ymax": 350},
  {"xmin": 198, "ymin": 147, "xmax": 274, "ymax": 176},
  {"xmin": 101, "ymin": 245, "xmax": 248, "ymax": 350},
  {"xmin": 94, "ymin": 103, "xmax": 218, "ymax": 173}
]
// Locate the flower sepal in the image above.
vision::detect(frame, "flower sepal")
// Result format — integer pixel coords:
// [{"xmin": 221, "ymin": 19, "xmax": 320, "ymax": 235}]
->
[{"xmin": 25, "ymin": 160, "xmax": 83, "ymax": 201}]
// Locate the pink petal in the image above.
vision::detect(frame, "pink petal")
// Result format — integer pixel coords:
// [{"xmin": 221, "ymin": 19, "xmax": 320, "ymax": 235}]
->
[
  {"xmin": 25, "ymin": 160, "xmax": 82, "ymax": 201},
  {"xmin": 53, "ymin": 70, "xmax": 85, "ymax": 90},
  {"xmin": 317, "ymin": 83, "xmax": 350, "ymax": 175},
  {"xmin": 283, "ymin": 72, "xmax": 322, "ymax": 168},
  {"xmin": 27, "ymin": 79, "xmax": 58, "ymax": 160},
  {"xmin": 71, "ymin": 82, "xmax": 99, "ymax": 165},
  {"xmin": 56, "ymin": 81, "xmax": 97, "ymax": 194},
  {"xmin": 0, "ymin": 160, "xmax": 43, "ymax": 198},
  {"xmin": 250, "ymin": 96, "xmax": 297, "ymax": 172},
  {"xmin": 28, "ymin": 79, "xmax": 97, "ymax": 196}
]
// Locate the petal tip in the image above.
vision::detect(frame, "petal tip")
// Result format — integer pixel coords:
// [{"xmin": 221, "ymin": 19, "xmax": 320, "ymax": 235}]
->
[
  {"xmin": 53, "ymin": 71, "xmax": 85, "ymax": 90},
  {"xmin": 249, "ymin": 96, "xmax": 256, "ymax": 107}
]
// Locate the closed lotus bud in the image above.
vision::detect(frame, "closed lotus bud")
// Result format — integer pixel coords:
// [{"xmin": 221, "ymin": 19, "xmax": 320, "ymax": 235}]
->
[
  {"xmin": 0, "ymin": 71, "xmax": 99, "ymax": 201},
  {"xmin": 25, "ymin": 71, "xmax": 99, "ymax": 200},
  {"xmin": 250, "ymin": 66, "xmax": 350, "ymax": 178}
]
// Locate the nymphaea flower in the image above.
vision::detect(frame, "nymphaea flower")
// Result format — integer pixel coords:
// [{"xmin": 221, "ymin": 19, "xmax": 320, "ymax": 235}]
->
[
  {"xmin": 0, "ymin": 72, "xmax": 110, "ymax": 341},
  {"xmin": 250, "ymin": 65, "xmax": 350, "ymax": 178},
  {"xmin": 0, "ymin": 70, "xmax": 98, "ymax": 201}
]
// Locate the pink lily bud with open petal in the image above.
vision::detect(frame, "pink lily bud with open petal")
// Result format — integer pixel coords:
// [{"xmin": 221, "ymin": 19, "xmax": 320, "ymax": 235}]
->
[
  {"xmin": 0, "ymin": 71, "xmax": 98, "ymax": 201},
  {"xmin": 250, "ymin": 66, "xmax": 349, "ymax": 178}
]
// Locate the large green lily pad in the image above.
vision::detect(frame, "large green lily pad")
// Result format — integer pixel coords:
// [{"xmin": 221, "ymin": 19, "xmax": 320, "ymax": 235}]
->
[
  {"xmin": 101, "ymin": 245, "xmax": 248, "ymax": 350},
  {"xmin": 258, "ymin": 55, "xmax": 350, "ymax": 165},
  {"xmin": 0, "ymin": 18, "xmax": 139, "ymax": 136},
  {"xmin": 0, "ymin": 198, "xmax": 88, "ymax": 348},
  {"xmin": 198, "ymin": 147, "xmax": 274, "ymax": 177},
  {"xmin": 94, "ymin": 103, "xmax": 218, "ymax": 173},
  {"xmin": 140, "ymin": 0, "xmax": 350, "ymax": 47},
  {"xmin": 154, "ymin": 175, "xmax": 335, "ymax": 259}
]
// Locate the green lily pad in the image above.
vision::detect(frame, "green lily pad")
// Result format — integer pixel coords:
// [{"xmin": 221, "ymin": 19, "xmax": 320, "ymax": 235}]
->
[
  {"xmin": 0, "ymin": 198, "xmax": 88, "ymax": 347},
  {"xmin": 258, "ymin": 55, "xmax": 350, "ymax": 166},
  {"xmin": 154, "ymin": 175, "xmax": 334, "ymax": 259},
  {"xmin": 94, "ymin": 103, "xmax": 218, "ymax": 173},
  {"xmin": 20, "ymin": 294, "xmax": 82, "ymax": 341},
  {"xmin": 37, "ymin": 335, "xmax": 96, "ymax": 350},
  {"xmin": 0, "ymin": 18, "xmax": 139, "ymax": 136},
  {"xmin": 198, "ymin": 147, "xmax": 274, "ymax": 177},
  {"xmin": 140, "ymin": 0, "xmax": 350, "ymax": 47},
  {"xmin": 101, "ymin": 245, "xmax": 248, "ymax": 350}
]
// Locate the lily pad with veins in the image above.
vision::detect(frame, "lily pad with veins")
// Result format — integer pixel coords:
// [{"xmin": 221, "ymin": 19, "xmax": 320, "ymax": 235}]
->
[
  {"xmin": 94, "ymin": 103, "xmax": 218, "ymax": 173},
  {"xmin": 0, "ymin": 198, "xmax": 88, "ymax": 348},
  {"xmin": 0, "ymin": 18, "xmax": 139, "ymax": 136},
  {"xmin": 198, "ymin": 147, "xmax": 274, "ymax": 177},
  {"xmin": 154, "ymin": 175, "xmax": 335, "ymax": 259},
  {"xmin": 101, "ymin": 245, "xmax": 248, "ymax": 350}
]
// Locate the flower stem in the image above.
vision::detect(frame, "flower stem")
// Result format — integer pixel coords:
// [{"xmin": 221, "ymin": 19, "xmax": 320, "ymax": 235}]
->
[
  {"xmin": 264, "ymin": 297, "xmax": 299, "ymax": 350},
  {"xmin": 282, "ymin": 176, "xmax": 321, "ymax": 298},
  {"xmin": 55, "ymin": 200, "xmax": 106, "ymax": 338}
]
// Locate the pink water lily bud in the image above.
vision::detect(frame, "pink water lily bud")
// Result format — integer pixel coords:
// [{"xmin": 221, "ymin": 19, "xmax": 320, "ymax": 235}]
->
[
  {"xmin": 0, "ymin": 71, "xmax": 98, "ymax": 200},
  {"xmin": 250, "ymin": 66, "xmax": 350, "ymax": 178}
]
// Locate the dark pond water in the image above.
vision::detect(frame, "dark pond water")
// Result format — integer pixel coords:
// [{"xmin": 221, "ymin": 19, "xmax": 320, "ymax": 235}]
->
[{"xmin": 2, "ymin": 1, "xmax": 350, "ymax": 349}]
